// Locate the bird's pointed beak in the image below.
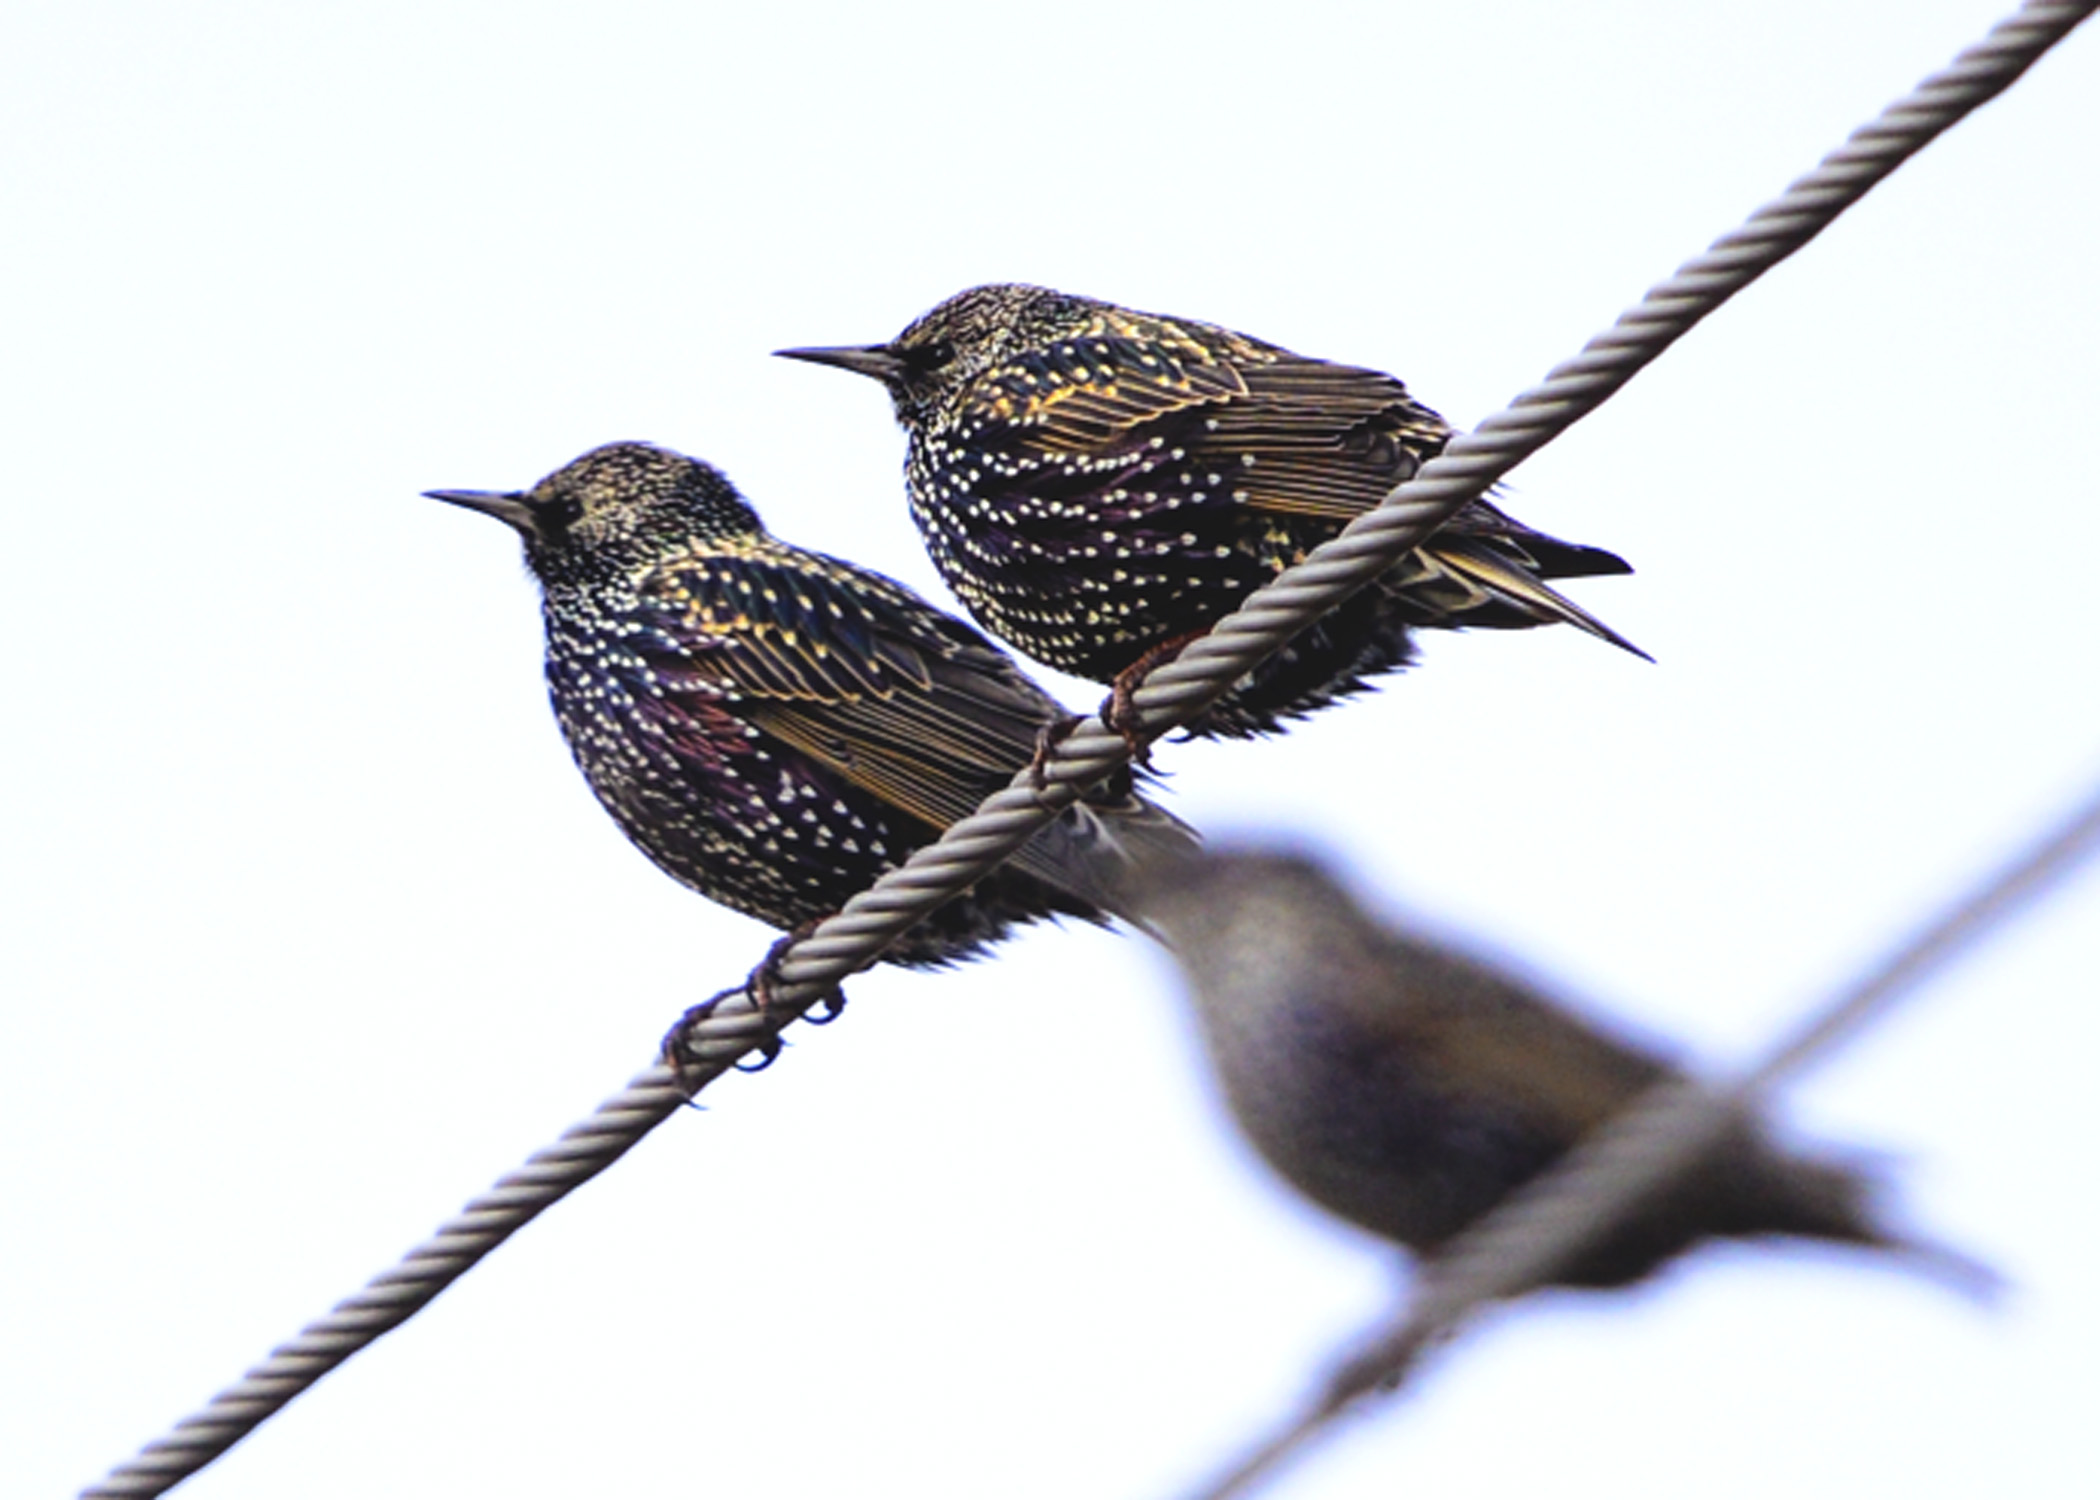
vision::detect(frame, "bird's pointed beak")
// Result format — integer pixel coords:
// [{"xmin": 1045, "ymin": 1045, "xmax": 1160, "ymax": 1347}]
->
[
  {"xmin": 424, "ymin": 487, "xmax": 539, "ymax": 535},
  {"xmin": 775, "ymin": 343, "xmax": 909, "ymax": 385}
]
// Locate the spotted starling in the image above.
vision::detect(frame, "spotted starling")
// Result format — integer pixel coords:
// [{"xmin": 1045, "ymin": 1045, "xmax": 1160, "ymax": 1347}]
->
[
  {"xmin": 780, "ymin": 284, "xmax": 1644, "ymax": 739},
  {"xmin": 427, "ymin": 441, "xmax": 1197, "ymax": 967},
  {"xmin": 1139, "ymin": 847, "xmax": 1995, "ymax": 1295}
]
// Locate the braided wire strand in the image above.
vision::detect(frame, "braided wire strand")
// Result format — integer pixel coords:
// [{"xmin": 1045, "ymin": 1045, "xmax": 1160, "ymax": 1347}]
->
[
  {"xmin": 83, "ymin": 1070, "xmax": 692, "ymax": 1495},
  {"xmin": 81, "ymin": 3, "xmax": 2095, "ymax": 1494}
]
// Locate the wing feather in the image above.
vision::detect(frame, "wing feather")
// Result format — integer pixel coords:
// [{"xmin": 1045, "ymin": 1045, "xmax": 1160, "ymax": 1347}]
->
[
  {"xmin": 637, "ymin": 540, "xmax": 1065, "ymax": 838},
  {"xmin": 981, "ymin": 327, "xmax": 1451, "ymax": 523}
]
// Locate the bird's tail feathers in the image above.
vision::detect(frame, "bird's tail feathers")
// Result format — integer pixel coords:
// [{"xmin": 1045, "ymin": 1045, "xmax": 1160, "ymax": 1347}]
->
[
  {"xmin": 1762, "ymin": 1144, "xmax": 2004, "ymax": 1305},
  {"xmin": 1420, "ymin": 538, "xmax": 1653, "ymax": 662}
]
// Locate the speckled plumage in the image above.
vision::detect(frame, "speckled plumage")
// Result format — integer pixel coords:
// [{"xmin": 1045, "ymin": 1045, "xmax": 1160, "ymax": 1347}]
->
[
  {"xmin": 428, "ymin": 442, "xmax": 1196, "ymax": 966},
  {"xmin": 1140, "ymin": 848, "xmax": 1994, "ymax": 1294},
  {"xmin": 781, "ymin": 284, "xmax": 1644, "ymax": 738}
]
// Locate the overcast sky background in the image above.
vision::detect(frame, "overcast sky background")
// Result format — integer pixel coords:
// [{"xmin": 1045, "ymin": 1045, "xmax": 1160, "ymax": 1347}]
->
[{"xmin": 5, "ymin": 3, "xmax": 2097, "ymax": 1497}]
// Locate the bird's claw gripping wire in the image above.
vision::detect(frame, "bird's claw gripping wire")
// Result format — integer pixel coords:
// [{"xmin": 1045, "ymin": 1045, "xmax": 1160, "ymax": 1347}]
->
[
  {"xmin": 748, "ymin": 919, "xmax": 836, "ymax": 1010},
  {"xmin": 1101, "ymin": 632, "xmax": 1204, "ymax": 763},
  {"xmin": 659, "ymin": 922, "xmax": 843, "ymax": 1090},
  {"xmin": 660, "ymin": 983, "xmax": 779, "ymax": 1094},
  {"xmin": 1027, "ymin": 711, "xmax": 1086, "ymax": 791}
]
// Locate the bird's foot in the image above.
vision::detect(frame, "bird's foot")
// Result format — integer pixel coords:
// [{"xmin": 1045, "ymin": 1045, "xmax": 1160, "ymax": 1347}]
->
[
  {"xmin": 1102, "ymin": 633, "xmax": 1204, "ymax": 763},
  {"xmin": 658, "ymin": 921, "xmax": 842, "ymax": 1092},
  {"xmin": 1027, "ymin": 711, "xmax": 1085, "ymax": 792},
  {"xmin": 660, "ymin": 983, "xmax": 782, "ymax": 1095},
  {"xmin": 750, "ymin": 919, "xmax": 835, "ymax": 1013}
]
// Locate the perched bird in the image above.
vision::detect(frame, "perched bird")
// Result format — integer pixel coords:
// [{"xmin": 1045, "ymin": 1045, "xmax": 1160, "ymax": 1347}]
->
[
  {"xmin": 780, "ymin": 284, "xmax": 1643, "ymax": 740},
  {"xmin": 1139, "ymin": 847, "xmax": 1995, "ymax": 1295},
  {"xmin": 427, "ymin": 441, "xmax": 1197, "ymax": 967}
]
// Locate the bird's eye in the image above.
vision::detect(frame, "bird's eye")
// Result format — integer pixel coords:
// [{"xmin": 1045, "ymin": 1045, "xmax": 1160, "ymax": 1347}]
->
[{"xmin": 907, "ymin": 338, "xmax": 955, "ymax": 374}]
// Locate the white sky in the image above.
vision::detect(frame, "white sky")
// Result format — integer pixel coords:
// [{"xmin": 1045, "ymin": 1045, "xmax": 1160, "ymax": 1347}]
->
[{"xmin": 5, "ymin": 3, "xmax": 2097, "ymax": 1497}]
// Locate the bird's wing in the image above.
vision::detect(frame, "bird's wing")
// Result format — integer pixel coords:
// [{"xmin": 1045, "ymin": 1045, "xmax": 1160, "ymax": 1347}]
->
[
  {"xmin": 1411, "ymin": 945, "xmax": 1671, "ymax": 1134},
  {"xmin": 979, "ymin": 327, "xmax": 1641, "ymax": 657},
  {"xmin": 635, "ymin": 541, "xmax": 1063, "ymax": 835},
  {"xmin": 985, "ymin": 325, "xmax": 1449, "ymax": 523},
  {"xmin": 1381, "ymin": 938, "xmax": 1675, "ymax": 1136},
  {"xmin": 978, "ymin": 330, "xmax": 1252, "ymax": 446}
]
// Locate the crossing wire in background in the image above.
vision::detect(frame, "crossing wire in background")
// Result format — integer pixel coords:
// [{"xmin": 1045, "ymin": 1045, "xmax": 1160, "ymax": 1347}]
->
[{"xmin": 79, "ymin": 2, "xmax": 2098, "ymax": 1495}]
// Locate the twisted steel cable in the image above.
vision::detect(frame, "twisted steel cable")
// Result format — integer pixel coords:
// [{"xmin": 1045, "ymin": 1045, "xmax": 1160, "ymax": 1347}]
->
[{"xmin": 81, "ymin": 3, "xmax": 2095, "ymax": 1494}]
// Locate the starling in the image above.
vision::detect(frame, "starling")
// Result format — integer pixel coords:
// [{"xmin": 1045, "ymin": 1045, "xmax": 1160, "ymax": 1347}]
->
[
  {"xmin": 780, "ymin": 284, "xmax": 1644, "ymax": 740},
  {"xmin": 427, "ymin": 441, "xmax": 1197, "ymax": 967},
  {"xmin": 1139, "ymin": 847, "xmax": 1995, "ymax": 1295}
]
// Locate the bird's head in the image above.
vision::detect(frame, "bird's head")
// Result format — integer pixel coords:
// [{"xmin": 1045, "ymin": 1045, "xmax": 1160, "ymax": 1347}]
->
[
  {"xmin": 776, "ymin": 282, "xmax": 1090, "ymax": 428},
  {"xmin": 426, "ymin": 441, "xmax": 763, "ymax": 585},
  {"xmin": 1134, "ymin": 846, "xmax": 1392, "ymax": 1028}
]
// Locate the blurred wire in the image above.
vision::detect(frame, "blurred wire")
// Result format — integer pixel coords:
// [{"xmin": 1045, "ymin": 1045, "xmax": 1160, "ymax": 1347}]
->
[{"xmin": 80, "ymin": 2, "xmax": 2097, "ymax": 1494}]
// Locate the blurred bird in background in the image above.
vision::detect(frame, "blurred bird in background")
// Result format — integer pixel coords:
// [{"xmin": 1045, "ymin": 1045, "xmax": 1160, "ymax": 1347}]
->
[
  {"xmin": 428, "ymin": 441, "xmax": 1197, "ymax": 968},
  {"xmin": 1139, "ymin": 846, "xmax": 1995, "ymax": 1296},
  {"xmin": 781, "ymin": 284, "xmax": 1643, "ymax": 740}
]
